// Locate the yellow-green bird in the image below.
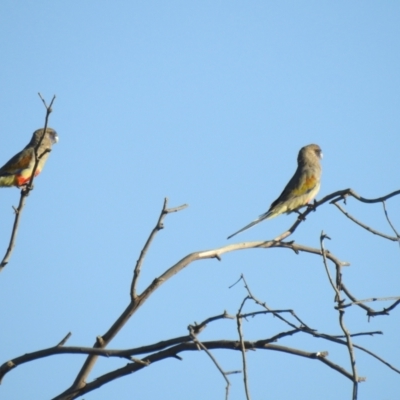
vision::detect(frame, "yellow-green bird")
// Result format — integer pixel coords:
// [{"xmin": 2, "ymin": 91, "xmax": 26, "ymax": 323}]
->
[
  {"xmin": 227, "ymin": 144, "xmax": 323, "ymax": 239},
  {"xmin": 0, "ymin": 128, "xmax": 58, "ymax": 188}
]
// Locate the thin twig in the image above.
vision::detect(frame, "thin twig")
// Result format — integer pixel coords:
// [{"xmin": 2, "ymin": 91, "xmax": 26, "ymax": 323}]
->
[
  {"xmin": 27, "ymin": 94, "xmax": 56, "ymax": 189},
  {"xmin": 0, "ymin": 193, "xmax": 29, "ymax": 272},
  {"xmin": 130, "ymin": 198, "xmax": 190, "ymax": 300},
  {"xmin": 239, "ymin": 274, "xmax": 315, "ymax": 332},
  {"xmin": 57, "ymin": 332, "xmax": 72, "ymax": 347},
  {"xmin": 382, "ymin": 201, "xmax": 400, "ymax": 237},
  {"xmin": 189, "ymin": 326, "xmax": 231, "ymax": 400},
  {"xmin": 332, "ymin": 202, "xmax": 398, "ymax": 241},
  {"xmin": 340, "ymin": 296, "xmax": 400, "ymax": 308},
  {"xmin": 339, "ymin": 308, "xmax": 360, "ymax": 398},
  {"xmin": 382, "ymin": 201, "xmax": 400, "ymax": 247},
  {"xmin": 0, "ymin": 95, "xmax": 56, "ymax": 272},
  {"xmin": 238, "ymin": 273, "xmax": 385, "ymax": 381},
  {"xmin": 341, "ymin": 283, "xmax": 400, "ymax": 318},
  {"xmin": 237, "ymin": 296, "xmax": 252, "ymax": 400},
  {"xmin": 320, "ymin": 232, "xmax": 361, "ymax": 398},
  {"xmin": 131, "ymin": 198, "xmax": 189, "ymax": 298},
  {"xmin": 319, "ymin": 231, "xmax": 341, "ymax": 300},
  {"xmin": 345, "ymin": 188, "xmax": 400, "ymax": 203},
  {"xmin": 352, "ymin": 342, "xmax": 400, "ymax": 374},
  {"xmin": 320, "ymin": 231, "xmax": 360, "ymax": 397},
  {"xmin": 191, "ymin": 311, "xmax": 235, "ymax": 335}
]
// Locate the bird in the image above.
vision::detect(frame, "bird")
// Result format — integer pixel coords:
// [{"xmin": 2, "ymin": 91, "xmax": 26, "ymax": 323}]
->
[
  {"xmin": 227, "ymin": 144, "xmax": 323, "ymax": 239},
  {"xmin": 0, "ymin": 128, "xmax": 58, "ymax": 188}
]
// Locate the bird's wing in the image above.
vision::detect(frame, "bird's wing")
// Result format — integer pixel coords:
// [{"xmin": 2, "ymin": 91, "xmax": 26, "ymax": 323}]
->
[
  {"xmin": 0, "ymin": 149, "xmax": 34, "ymax": 176},
  {"xmin": 269, "ymin": 166, "xmax": 317, "ymax": 209}
]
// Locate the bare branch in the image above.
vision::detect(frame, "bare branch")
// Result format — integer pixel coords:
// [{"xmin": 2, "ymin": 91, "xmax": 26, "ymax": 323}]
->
[
  {"xmin": 0, "ymin": 192, "xmax": 29, "ymax": 272},
  {"xmin": 341, "ymin": 283, "xmax": 400, "ymax": 318},
  {"xmin": 1, "ymin": 312, "xmax": 231, "ymax": 384},
  {"xmin": 51, "ymin": 340, "xmax": 356, "ymax": 398},
  {"xmin": 0, "ymin": 95, "xmax": 56, "ymax": 272},
  {"xmin": 341, "ymin": 296, "xmax": 400, "ymax": 309},
  {"xmin": 352, "ymin": 342, "xmax": 400, "ymax": 375},
  {"xmin": 237, "ymin": 296, "xmax": 252, "ymax": 400},
  {"xmin": 332, "ymin": 202, "xmax": 399, "ymax": 242},
  {"xmin": 130, "ymin": 198, "xmax": 187, "ymax": 299},
  {"xmin": 2, "ymin": 320, "xmax": 394, "ymax": 388},
  {"xmin": 239, "ymin": 280, "xmax": 396, "ymax": 377},
  {"xmin": 189, "ymin": 326, "xmax": 232, "ymax": 400},
  {"xmin": 320, "ymin": 231, "xmax": 341, "ymax": 300},
  {"xmin": 49, "ymin": 189, "xmax": 400, "ymax": 398},
  {"xmin": 191, "ymin": 311, "xmax": 235, "ymax": 335},
  {"xmin": 28, "ymin": 94, "xmax": 56, "ymax": 189},
  {"xmin": 239, "ymin": 274, "xmax": 315, "ymax": 332},
  {"xmin": 382, "ymin": 201, "xmax": 400, "ymax": 244},
  {"xmin": 344, "ymin": 189, "xmax": 400, "ymax": 203},
  {"xmin": 271, "ymin": 188, "xmax": 400, "ymax": 242},
  {"xmin": 57, "ymin": 332, "xmax": 72, "ymax": 347},
  {"xmin": 320, "ymin": 232, "xmax": 361, "ymax": 399}
]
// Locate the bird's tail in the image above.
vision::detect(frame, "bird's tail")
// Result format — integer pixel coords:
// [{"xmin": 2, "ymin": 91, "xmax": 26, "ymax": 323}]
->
[{"xmin": 227, "ymin": 211, "xmax": 272, "ymax": 239}]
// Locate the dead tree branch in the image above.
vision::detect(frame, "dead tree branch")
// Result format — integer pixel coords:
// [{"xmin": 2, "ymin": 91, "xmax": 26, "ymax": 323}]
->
[{"xmin": 0, "ymin": 94, "xmax": 56, "ymax": 272}]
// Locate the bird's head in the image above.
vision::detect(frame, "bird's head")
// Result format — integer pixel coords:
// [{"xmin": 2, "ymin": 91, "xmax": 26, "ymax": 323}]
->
[
  {"xmin": 298, "ymin": 144, "xmax": 323, "ymax": 165},
  {"xmin": 31, "ymin": 128, "xmax": 59, "ymax": 146}
]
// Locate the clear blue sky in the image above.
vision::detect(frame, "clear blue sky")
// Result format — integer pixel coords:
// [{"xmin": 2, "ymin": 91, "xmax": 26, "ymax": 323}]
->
[{"xmin": 0, "ymin": 2, "xmax": 399, "ymax": 399}]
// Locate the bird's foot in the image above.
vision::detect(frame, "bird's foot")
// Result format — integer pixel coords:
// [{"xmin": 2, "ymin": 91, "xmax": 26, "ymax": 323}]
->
[
  {"xmin": 20, "ymin": 183, "xmax": 34, "ymax": 194},
  {"xmin": 307, "ymin": 200, "xmax": 318, "ymax": 212},
  {"xmin": 294, "ymin": 210, "xmax": 307, "ymax": 221}
]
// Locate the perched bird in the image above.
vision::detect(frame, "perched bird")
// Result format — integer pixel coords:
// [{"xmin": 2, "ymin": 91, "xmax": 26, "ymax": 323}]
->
[
  {"xmin": 227, "ymin": 144, "xmax": 323, "ymax": 239},
  {"xmin": 0, "ymin": 128, "xmax": 58, "ymax": 188}
]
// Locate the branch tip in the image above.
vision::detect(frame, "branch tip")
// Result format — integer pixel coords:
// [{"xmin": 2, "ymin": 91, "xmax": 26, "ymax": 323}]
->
[
  {"xmin": 96, "ymin": 336, "xmax": 105, "ymax": 347},
  {"xmin": 57, "ymin": 332, "xmax": 72, "ymax": 347}
]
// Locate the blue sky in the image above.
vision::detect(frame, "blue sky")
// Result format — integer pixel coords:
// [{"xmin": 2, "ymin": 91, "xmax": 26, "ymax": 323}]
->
[{"xmin": 0, "ymin": 2, "xmax": 399, "ymax": 399}]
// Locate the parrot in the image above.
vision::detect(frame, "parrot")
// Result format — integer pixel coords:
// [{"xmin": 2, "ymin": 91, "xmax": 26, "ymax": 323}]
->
[
  {"xmin": 0, "ymin": 128, "xmax": 58, "ymax": 188},
  {"xmin": 227, "ymin": 144, "xmax": 323, "ymax": 239}
]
